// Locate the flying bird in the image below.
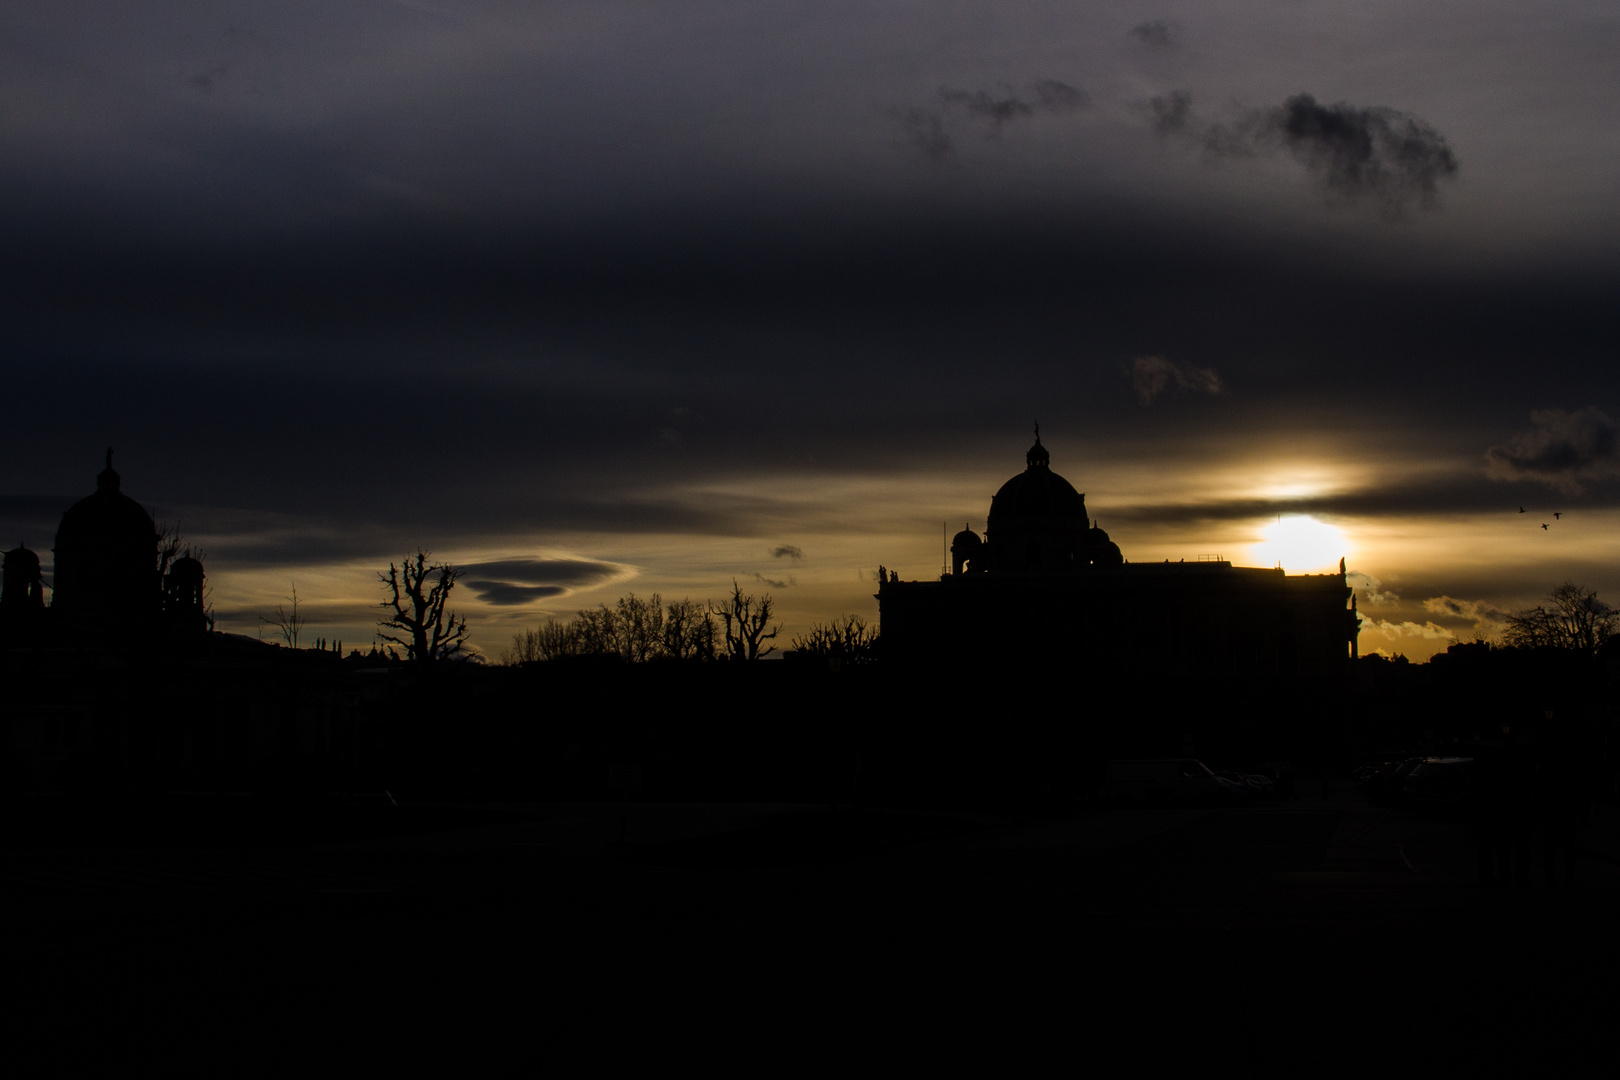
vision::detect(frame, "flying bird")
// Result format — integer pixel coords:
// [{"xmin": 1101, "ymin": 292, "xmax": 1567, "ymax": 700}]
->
[
  {"xmin": 1555, "ymin": 512, "xmax": 1562, "ymax": 519},
  {"xmin": 1519, "ymin": 507, "xmax": 1526, "ymax": 513},
  {"xmin": 1542, "ymin": 523, "xmax": 1550, "ymax": 530}
]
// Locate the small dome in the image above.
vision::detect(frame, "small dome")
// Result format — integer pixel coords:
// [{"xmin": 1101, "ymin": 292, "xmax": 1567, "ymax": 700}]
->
[
  {"xmin": 168, "ymin": 555, "xmax": 205, "ymax": 581},
  {"xmin": 3, "ymin": 545, "xmax": 40, "ymax": 574},
  {"xmin": 1088, "ymin": 526, "xmax": 1124, "ymax": 565},
  {"xmin": 951, "ymin": 527, "xmax": 982, "ymax": 550}
]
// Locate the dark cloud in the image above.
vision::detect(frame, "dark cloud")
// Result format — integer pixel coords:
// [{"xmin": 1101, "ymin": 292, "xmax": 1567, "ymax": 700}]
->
[
  {"xmin": 1272, "ymin": 94, "xmax": 1459, "ymax": 211},
  {"xmin": 1130, "ymin": 21, "xmax": 1178, "ymax": 49},
  {"xmin": 464, "ymin": 581, "xmax": 567, "ymax": 606},
  {"xmin": 460, "ymin": 557, "xmax": 629, "ymax": 607},
  {"xmin": 899, "ymin": 107, "xmax": 953, "ymax": 160},
  {"xmin": 1485, "ymin": 408, "xmax": 1620, "ymax": 493},
  {"xmin": 1149, "ymin": 90, "xmax": 1195, "ymax": 138},
  {"xmin": 458, "ymin": 558, "xmax": 626, "ymax": 587},
  {"xmin": 941, "ymin": 80, "xmax": 1088, "ymax": 131},
  {"xmin": 1423, "ymin": 595, "xmax": 1511, "ymax": 628},
  {"xmin": 1031, "ymin": 79, "xmax": 1087, "ymax": 111},
  {"xmin": 771, "ymin": 545, "xmax": 803, "ymax": 561},
  {"xmin": 1150, "ymin": 91, "xmax": 1459, "ymax": 214},
  {"xmin": 902, "ymin": 79, "xmax": 1088, "ymax": 159},
  {"xmin": 941, "ymin": 89, "xmax": 1035, "ymax": 130},
  {"xmin": 1130, "ymin": 355, "xmax": 1223, "ymax": 404}
]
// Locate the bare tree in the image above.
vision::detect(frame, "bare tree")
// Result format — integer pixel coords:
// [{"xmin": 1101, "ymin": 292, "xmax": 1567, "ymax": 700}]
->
[
  {"xmin": 791, "ymin": 614, "xmax": 880, "ymax": 665},
  {"xmin": 1502, "ymin": 581, "xmax": 1619, "ymax": 654},
  {"xmin": 711, "ymin": 580, "xmax": 779, "ymax": 661},
  {"xmin": 663, "ymin": 597, "xmax": 717, "ymax": 661},
  {"xmin": 532, "ymin": 619, "xmax": 578, "ymax": 659},
  {"xmin": 378, "ymin": 552, "xmax": 470, "ymax": 666},
  {"xmin": 502, "ymin": 627, "xmax": 544, "ymax": 665},
  {"xmin": 613, "ymin": 593, "xmax": 665, "ymax": 662},
  {"xmin": 506, "ymin": 595, "xmax": 719, "ymax": 665},
  {"xmin": 571, "ymin": 606, "xmax": 619, "ymax": 657},
  {"xmin": 260, "ymin": 583, "xmax": 306, "ymax": 648},
  {"xmin": 156, "ymin": 521, "xmax": 185, "ymax": 579}
]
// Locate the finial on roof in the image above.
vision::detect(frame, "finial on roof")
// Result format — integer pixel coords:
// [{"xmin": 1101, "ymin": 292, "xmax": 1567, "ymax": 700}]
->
[
  {"xmin": 96, "ymin": 447, "xmax": 121, "ymax": 493},
  {"xmin": 1025, "ymin": 426, "xmax": 1050, "ymax": 470}
]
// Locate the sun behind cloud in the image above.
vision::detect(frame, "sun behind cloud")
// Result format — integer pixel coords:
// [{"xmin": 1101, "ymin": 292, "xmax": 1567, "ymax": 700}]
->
[{"xmin": 1250, "ymin": 515, "xmax": 1349, "ymax": 573}]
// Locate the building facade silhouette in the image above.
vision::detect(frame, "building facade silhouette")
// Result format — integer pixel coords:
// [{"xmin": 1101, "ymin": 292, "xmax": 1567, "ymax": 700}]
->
[{"xmin": 877, "ymin": 435, "xmax": 1361, "ymax": 680}]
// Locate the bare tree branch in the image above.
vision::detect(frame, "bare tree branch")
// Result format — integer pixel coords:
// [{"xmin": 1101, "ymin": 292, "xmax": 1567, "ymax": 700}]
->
[
  {"xmin": 260, "ymin": 582, "xmax": 306, "ymax": 648},
  {"xmin": 378, "ymin": 551, "xmax": 469, "ymax": 667},
  {"xmin": 711, "ymin": 579, "xmax": 779, "ymax": 661},
  {"xmin": 791, "ymin": 614, "xmax": 880, "ymax": 665},
  {"xmin": 1502, "ymin": 581, "xmax": 1619, "ymax": 654}
]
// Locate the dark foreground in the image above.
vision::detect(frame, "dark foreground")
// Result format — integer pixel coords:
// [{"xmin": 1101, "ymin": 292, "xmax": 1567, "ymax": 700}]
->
[{"xmin": 9, "ymin": 786, "xmax": 1620, "ymax": 1069}]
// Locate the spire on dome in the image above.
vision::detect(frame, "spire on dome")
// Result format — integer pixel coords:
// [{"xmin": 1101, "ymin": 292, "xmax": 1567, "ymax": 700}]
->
[
  {"xmin": 1025, "ymin": 426, "xmax": 1049, "ymax": 470},
  {"xmin": 97, "ymin": 447, "xmax": 121, "ymax": 493}
]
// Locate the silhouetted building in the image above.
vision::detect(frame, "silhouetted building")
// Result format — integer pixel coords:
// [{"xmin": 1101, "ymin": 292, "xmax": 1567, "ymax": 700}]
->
[
  {"xmin": 163, "ymin": 554, "xmax": 209, "ymax": 635},
  {"xmin": 0, "ymin": 449, "xmax": 219, "ymax": 647},
  {"xmin": 879, "ymin": 434, "xmax": 1360, "ymax": 680},
  {"xmin": 0, "ymin": 542, "xmax": 47, "ymax": 645},
  {"xmin": 48, "ymin": 450, "xmax": 163, "ymax": 641}
]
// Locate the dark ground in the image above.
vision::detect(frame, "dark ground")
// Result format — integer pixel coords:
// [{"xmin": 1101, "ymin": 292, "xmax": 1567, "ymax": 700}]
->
[{"xmin": 8, "ymin": 783, "xmax": 1619, "ymax": 1069}]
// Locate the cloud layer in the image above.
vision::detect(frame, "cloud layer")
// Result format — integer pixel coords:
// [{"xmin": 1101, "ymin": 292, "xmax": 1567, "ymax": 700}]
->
[{"xmin": 1485, "ymin": 408, "xmax": 1620, "ymax": 493}]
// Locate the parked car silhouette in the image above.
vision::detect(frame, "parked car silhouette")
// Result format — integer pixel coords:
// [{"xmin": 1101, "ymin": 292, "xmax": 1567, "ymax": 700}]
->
[
  {"xmin": 1402, "ymin": 757, "xmax": 1475, "ymax": 810},
  {"xmin": 1366, "ymin": 757, "xmax": 1426, "ymax": 805},
  {"xmin": 1103, "ymin": 759, "xmax": 1247, "ymax": 806},
  {"xmin": 1218, "ymin": 769, "xmax": 1277, "ymax": 800}
]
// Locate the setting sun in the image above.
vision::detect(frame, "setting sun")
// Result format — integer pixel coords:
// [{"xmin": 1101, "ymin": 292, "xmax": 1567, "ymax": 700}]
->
[{"xmin": 1250, "ymin": 515, "xmax": 1349, "ymax": 573}]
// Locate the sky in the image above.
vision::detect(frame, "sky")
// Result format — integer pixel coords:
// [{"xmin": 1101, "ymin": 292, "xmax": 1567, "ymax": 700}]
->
[{"xmin": 4, "ymin": 1, "xmax": 1619, "ymax": 661}]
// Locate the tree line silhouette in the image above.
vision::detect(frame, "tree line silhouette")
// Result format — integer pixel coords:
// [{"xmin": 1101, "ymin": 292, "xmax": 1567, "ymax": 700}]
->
[
  {"xmin": 494, "ymin": 582, "xmax": 881, "ymax": 666},
  {"xmin": 499, "ymin": 580, "xmax": 782, "ymax": 664}
]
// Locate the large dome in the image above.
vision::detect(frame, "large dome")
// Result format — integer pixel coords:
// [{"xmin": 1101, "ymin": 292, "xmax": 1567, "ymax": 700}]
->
[
  {"xmin": 51, "ymin": 450, "xmax": 159, "ymax": 619},
  {"xmin": 985, "ymin": 435, "xmax": 1091, "ymax": 572},
  {"xmin": 56, "ymin": 465, "xmax": 157, "ymax": 550}
]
